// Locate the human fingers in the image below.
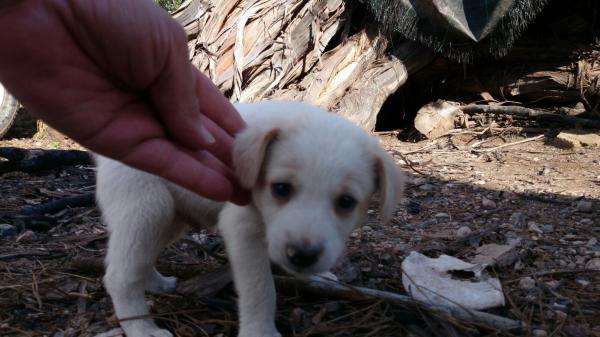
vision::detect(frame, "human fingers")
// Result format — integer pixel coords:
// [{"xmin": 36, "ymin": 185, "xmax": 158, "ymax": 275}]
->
[
  {"xmin": 197, "ymin": 114, "xmax": 235, "ymax": 166},
  {"xmin": 194, "ymin": 69, "xmax": 246, "ymax": 136},
  {"xmin": 148, "ymin": 29, "xmax": 217, "ymax": 149},
  {"xmin": 185, "ymin": 149, "xmax": 251, "ymax": 205},
  {"xmin": 118, "ymin": 137, "xmax": 235, "ymax": 201}
]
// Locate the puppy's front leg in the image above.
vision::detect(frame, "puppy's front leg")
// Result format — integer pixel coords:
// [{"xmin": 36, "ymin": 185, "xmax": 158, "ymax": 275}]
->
[{"xmin": 219, "ymin": 205, "xmax": 281, "ymax": 337}]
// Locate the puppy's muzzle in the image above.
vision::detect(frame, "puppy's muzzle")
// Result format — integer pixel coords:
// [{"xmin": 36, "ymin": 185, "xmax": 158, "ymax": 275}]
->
[{"xmin": 285, "ymin": 243, "xmax": 323, "ymax": 269}]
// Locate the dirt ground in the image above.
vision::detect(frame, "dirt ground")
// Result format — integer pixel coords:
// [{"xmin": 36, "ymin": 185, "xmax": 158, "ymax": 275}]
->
[{"xmin": 0, "ymin": 124, "xmax": 598, "ymax": 337}]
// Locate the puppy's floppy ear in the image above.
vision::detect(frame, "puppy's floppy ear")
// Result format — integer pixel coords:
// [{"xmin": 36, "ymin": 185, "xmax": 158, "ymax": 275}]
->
[
  {"xmin": 374, "ymin": 149, "xmax": 405, "ymax": 223},
  {"xmin": 233, "ymin": 126, "xmax": 280, "ymax": 189}
]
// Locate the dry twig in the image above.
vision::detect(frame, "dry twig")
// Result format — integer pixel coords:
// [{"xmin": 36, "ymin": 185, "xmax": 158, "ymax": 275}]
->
[
  {"xmin": 461, "ymin": 105, "xmax": 600, "ymax": 128},
  {"xmin": 471, "ymin": 135, "xmax": 545, "ymax": 153},
  {"xmin": 274, "ymin": 276, "xmax": 524, "ymax": 332}
]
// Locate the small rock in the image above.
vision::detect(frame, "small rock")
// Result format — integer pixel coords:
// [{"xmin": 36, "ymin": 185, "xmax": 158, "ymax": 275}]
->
[
  {"xmin": 544, "ymin": 280, "xmax": 560, "ymax": 289},
  {"xmin": 532, "ymin": 329, "xmax": 548, "ymax": 337},
  {"xmin": 555, "ymin": 310, "xmax": 568, "ymax": 321},
  {"xmin": 380, "ymin": 254, "xmax": 393, "ymax": 265},
  {"xmin": 481, "ymin": 197, "xmax": 496, "ymax": 209},
  {"xmin": 563, "ymin": 324, "xmax": 588, "ymax": 337},
  {"xmin": 290, "ymin": 307, "xmax": 307, "ymax": 325},
  {"xmin": 411, "ymin": 177, "xmax": 427, "ymax": 185},
  {"xmin": 0, "ymin": 224, "xmax": 17, "ymax": 238},
  {"xmin": 393, "ymin": 245, "xmax": 409, "ymax": 256},
  {"xmin": 16, "ymin": 230, "xmax": 36, "ymax": 243},
  {"xmin": 414, "ymin": 100, "xmax": 461, "ymax": 139},
  {"xmin": 434, "ymin": 212, "xmax": 450, "ymax": 219},
  {"xmin": 514, "ymin": 260, "xmax": 525, "ymax": 271},
  {"xmin": 406, "ymin": 200, "xmax": 421, "ymax": 214},
  {"xmin": 509, "ymin": 212, "xmax": 527, "ymax": 228},
  {"xmin": 418, "ymin": 183, "xmax": 434, "ymax": 191},
  {"xmin": 552, "ymin": 300, "xmax": 571, "ymax": 312},
  {"xmin": 576, "ymin": 200, "xmax": 593, "ymax": 213},
  {"xmin": 456, "ymin": 226, "xmax": 472, "ymax": 238},
  {"xmin": 576, "ymin": 279, "xmax": 590, "ymax": 288},
  {"xmin": 472, "ymin": 242, "xmax": 520, "ymax": 267},
  {"xmin": 528, "ymin": 222, "xmax": 543, "ymax": 234},
  {"xmin": 575, "ymin": 256, "xmax": 587, "ymax": 265},
  {"xmin": 552, "ymin": 130, "xmax": 600, "ymax": 149},
  {"xmin": 540, "ymin": 224, "xmax": 554, "ymax": 233},
  {"xmin": 417, "ymin": 220, "xmax": 436, "ymax": 229},
  {"xmin": 361, "ymin": 226, "xmax": 373, "ymax": 232},
  {"xmin": 585, "ymin": 258, "xmax": 600, "ymax": 270},
  {"xmin": 519, "ymin": 276, "xmax": 536, "ymax": 290},
  {"xmin": 587, "ymin": 238, "xmax": 598, "ymax": 247}
]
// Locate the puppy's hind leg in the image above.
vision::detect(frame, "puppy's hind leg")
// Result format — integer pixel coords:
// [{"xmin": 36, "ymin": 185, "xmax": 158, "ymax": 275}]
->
[{"xmin": 102, "ymin": 187, "xmax": 183, "ymax": 337}]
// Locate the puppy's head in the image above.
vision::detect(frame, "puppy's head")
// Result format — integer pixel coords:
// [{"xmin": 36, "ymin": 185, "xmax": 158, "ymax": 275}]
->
[{"xmin": 233, "ymin": 102, "xmax": 404, "ymax": 276}]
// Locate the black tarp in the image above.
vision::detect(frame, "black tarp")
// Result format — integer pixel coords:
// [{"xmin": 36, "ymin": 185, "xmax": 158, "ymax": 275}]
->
[{"xmin": 362, "ymin": 0, "xmax": 548, "ymax": 61}]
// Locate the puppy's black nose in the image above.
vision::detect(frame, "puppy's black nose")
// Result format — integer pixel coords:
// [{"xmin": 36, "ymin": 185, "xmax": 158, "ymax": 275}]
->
[{"xmin": 286, "ymin": 243, "xmax": 323, "ymax": 269}]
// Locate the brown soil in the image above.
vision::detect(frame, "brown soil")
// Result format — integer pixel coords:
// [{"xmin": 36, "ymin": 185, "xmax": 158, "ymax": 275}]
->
[{"xmin": 0, "ymin": 127, "xmax": 598, "ymax": 337}]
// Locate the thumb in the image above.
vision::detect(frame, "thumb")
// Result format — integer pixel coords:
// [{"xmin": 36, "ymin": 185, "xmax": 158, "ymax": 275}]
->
[{"xmin": 148, "ymin": 19, "xmax": 215, "ymax": 149}]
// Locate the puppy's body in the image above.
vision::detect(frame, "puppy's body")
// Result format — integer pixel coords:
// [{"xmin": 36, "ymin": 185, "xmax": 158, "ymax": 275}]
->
[{"xmin": 97, "ymin": 101, "xmax": 404, "ymax": 337}]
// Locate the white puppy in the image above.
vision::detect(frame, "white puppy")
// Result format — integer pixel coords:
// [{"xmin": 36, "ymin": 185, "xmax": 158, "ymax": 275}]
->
[{"xmin": 96, "ymin": 101, "xmax": 405, "ymax": 337}]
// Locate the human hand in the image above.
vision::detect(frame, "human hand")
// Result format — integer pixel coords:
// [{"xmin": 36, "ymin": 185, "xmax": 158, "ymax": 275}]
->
[{"xmin": 0, "ymin": 0, "xmax": 249, "ymax": 204}]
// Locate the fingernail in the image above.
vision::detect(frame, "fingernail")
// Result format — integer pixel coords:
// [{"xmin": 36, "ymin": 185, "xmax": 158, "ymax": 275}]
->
[{"xmin": 198, "ymin": 125, "xmax": 216, "ymax": 144}]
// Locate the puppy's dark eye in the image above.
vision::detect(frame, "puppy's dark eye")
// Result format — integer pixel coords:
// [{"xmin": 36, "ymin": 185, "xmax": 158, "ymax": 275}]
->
[
  {"xmin": 336, "ymin": 195, "xmax": 357, "ymax": 212},
  {"xmin": 271, "ymin": 182, "xmax": 293, "ymax": 199}
]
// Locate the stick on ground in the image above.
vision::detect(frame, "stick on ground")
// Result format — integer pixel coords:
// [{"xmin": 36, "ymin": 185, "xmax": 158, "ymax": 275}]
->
[
  {"xmin": 0, "ymin": 147, "xmax": 93, "ymax": 173},
  {"xmin": 275, "ymin": 276, "xmax": 524, "ymax": 332},
  {"xmin": 471, "ymin": 135, "xmax": 545, "ymax": 153},
  {"xmin": 460, "ymin": 105, "xmax": 600, "ymax": 129}
]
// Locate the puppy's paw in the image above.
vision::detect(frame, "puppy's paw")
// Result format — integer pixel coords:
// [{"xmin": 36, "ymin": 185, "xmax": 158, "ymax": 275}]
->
[
  {"xmin": 238, "ymin": 332, "xmax": 281, "ymax": 337},
  {"xmin": 147, "ymin": 270, "xmax": 177, "ymax": 293},
  {"xmin": 155, "ymin": 275, "xmax": 177, "ymax": 293},
  {"xmin": 123, "ymin": 326, "xmax": 173, "ymax": 337},
  {"xmin": 238, "ymin": 325, "xmax": 281, "ymax": 337},
  {"xmin": 149, "ymin": 329, "xmax": 174, "ymax": 337}
]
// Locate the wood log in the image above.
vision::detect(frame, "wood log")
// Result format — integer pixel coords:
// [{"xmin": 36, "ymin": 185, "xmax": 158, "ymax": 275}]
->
[
  {"xmin": 0, "ymin": 147, "xmax": 93, "ymax": 173},
  {"xmin": 188, "ymin": 0, "xmax": 346, "ymax": 100},
  {"xmin": 237, "ymin": 0, "xmax": 346, "ymax": 102},
  {"xmin": 272, "ymin": 25, "xmax": 386, "ymax": 108},
  {"xmin": 461, "ymin": 105, "xmax": 600, "ymax": 128},
  {"xmin": 173, "ymin": 0, "xmax": 210, "ymax": 37},
  {"xmin": 337, "ymin": 41, "xmax": 435, "ymax": 130},
  {"xmin": 17, "ymin": 193, "xmax": 95, "ymax": 216},
  {"xmin": 275, "ymin": 276, "xmax": 524, "ymax": 332},
  {"xmin": 441, "ymin": 59, "xmax": 600, "ymax": 107},
  {"xmin": 177, "ymin": 1, "xmax": 436, "ymax": 127},
  {"xmin": 0, "ymin": 193, "xmax": 95, "ymax": 232}
]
